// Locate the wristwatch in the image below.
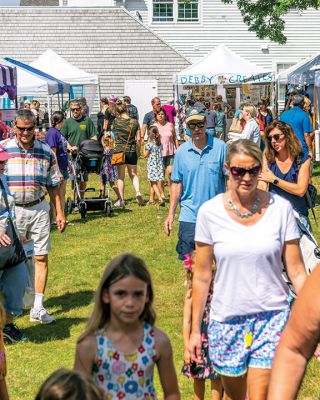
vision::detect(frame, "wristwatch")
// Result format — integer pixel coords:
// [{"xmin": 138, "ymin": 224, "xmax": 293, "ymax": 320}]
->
[{"xmin": 273, "ymin": 178, "xmax": 279, "ymax": 185}]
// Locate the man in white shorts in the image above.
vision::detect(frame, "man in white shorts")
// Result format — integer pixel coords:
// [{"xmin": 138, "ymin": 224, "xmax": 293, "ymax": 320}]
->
[{"xmin": 3, "ymin": 110, "xmax": 66, "ymax": 324}]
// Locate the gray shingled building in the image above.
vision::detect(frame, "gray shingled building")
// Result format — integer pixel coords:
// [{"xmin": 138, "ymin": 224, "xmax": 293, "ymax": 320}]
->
[{"xmin": 0, "ymin": 5, "xmax": 189, "ymax": 109}]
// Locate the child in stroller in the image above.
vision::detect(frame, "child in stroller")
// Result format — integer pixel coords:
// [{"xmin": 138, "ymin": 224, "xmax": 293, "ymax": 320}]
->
[{"xmin": 67, "ymin": 139, "xmax": 112, "ymax": 218}]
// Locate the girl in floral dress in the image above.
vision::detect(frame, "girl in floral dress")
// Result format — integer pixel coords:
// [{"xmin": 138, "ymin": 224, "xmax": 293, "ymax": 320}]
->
[
  {"xmin": 100, "ymin": 132, "xmax": 122, "ymax": 204},
  {"xmin": 144, "ymin": 126, "xmax": 165, "ymax": 206},
  {"xmin": 74, "ymin": 253, "xmax": 180, "ymax": 399},
  {"xmin": 182, "ymin": 255, "xmax": 222, "ymax": 400}
]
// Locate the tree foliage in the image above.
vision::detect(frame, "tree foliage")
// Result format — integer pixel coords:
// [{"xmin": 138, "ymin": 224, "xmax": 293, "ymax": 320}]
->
[{"xmin": 222, "ymin": 0, "xmax": 320, "ymax": 44}]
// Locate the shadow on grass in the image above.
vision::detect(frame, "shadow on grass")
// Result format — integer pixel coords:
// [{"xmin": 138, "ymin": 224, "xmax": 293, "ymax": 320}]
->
[
  {"xmin": 67, "ymin": 208, "xmax": 133, "ymax": 224},
  {"xmin": 23, "ymin": 317, "xmax": 87, "ymax": 343},
  {"xmin": 45, "ymin": 290, "xmax": 95, "ymax": 313}
]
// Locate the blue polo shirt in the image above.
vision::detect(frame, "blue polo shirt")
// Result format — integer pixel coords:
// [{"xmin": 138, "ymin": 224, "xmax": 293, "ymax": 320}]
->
[
  {"xmin": 280, "ymin": 107, "xmax": 313, "ymax": 157},
  {"xmin": 172, "ymin": 135, "xmax": 227, "ymax": 223}
]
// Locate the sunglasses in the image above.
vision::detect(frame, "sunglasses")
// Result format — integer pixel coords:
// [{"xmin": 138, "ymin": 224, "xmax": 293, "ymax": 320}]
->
[
  {"xmin": 16, "ymin": 126, "xmax": 35, "ymax": 132},
  {"xmin": 187, "ymin": 122, "xmax": 205, "ymax": 129},
  {"xmin": 267, "ymin": 133, "xmax": 284, "ymax": 143},
  {"xmin": 229, "ymin": 165, "xmax": 261, "ymax": 178},
  {"xmin": 71, "ymin": 107, "xmax": 81, "ymax": 112}
]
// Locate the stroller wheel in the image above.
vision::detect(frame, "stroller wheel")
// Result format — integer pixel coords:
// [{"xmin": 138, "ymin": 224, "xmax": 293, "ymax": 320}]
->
[
  {"xmin": 79, "ymin": 202, "xmax": 87, "ymax": 219},
  {"xmin": 104, "ymin": 202, "xmax": 112, "ymax": 217},
  {"xmin": 66, "ymin": 197, "xmax": 73, "ymax": 215}
]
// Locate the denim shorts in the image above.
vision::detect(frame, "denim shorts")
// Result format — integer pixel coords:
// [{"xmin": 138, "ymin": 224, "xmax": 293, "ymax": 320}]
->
[
  {"xmin": 163, "ymin": 155, "xmax": 174, "ymax": 170},
  {"xmin": 0, "ymin": 261, "xmax": 27, "ymax": 316},
  {"xmin": 208, "ymin": 309, "xmax": 290, "ymax": 377},
  {"xmin": 60, "ymin": 169, "xmax": 69, "ymax": 180},
  {"xmin": 176, "ymin": 221, "xmax": 196, "ymax": 261}
]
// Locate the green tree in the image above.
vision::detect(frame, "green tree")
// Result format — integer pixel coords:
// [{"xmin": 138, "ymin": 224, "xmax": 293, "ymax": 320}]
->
[{"xmin": 222, "ymin": 0, "xmax": 320, "ymax": 44}]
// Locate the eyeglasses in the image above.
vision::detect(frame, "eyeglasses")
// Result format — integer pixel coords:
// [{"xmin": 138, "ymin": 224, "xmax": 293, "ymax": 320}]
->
[
  {"xmin": 187, "ymin": 122, "xmax": 205, "ymax": 129},
  {"xmin": 15, "ymin": 126, "xmax": 35, "ymax": 132},
  {"xmin": 267, "ymin": 133, "xmax": 284, "ymax": 143},
  {"xmin": 229, "ymin": 165, "xmax": 261, "ymax": 178},
  {"xmin": 71, "ymin": 107, "xmax": 81, "ymax": 112}
]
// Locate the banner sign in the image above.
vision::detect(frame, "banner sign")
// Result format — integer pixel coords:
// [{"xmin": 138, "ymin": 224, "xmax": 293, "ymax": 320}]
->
[{"xmin": 177, "ymin": 73, "xmax": 273, "ymax": 85}]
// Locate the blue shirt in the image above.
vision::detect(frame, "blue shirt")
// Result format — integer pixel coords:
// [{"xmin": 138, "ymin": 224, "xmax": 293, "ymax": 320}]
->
[
  {"xmin": 269, "ymin": 153, "xmax": 309, "ymax": 216},
  {"xmin": 171, "ymin": 135, "xmax": 227, "ymax": 223},
  {"xmin": 280, "ymin": 107, "xmax": 313, "ymax": 157}
]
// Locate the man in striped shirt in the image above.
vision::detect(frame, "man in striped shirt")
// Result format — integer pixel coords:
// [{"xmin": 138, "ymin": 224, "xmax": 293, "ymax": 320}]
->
[{"xmin": 3, "ymin": 110, "xmax": 66, "ymax": 326}]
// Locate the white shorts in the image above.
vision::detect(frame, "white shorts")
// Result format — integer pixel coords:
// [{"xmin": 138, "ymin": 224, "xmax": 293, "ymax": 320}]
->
[{"xmin": 15, "ymin": 199, "xmax": 51, "ymax": 256}]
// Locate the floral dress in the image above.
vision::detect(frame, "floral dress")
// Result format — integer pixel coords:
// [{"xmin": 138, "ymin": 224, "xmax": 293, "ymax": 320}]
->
[
  {"xmin": 145, "ymin": 141, "xmax": 164, "ymax": 182},
  {"xmin": 93, "ymin": 323, "xmax": 157, "ymax": 399},
  {"xmin": 100, "ymin": 148, "xmax": 118, "ymax": 183},
  {"xmin": 182, "ymin": 281, "xmax": 219, "ymax": 380}
]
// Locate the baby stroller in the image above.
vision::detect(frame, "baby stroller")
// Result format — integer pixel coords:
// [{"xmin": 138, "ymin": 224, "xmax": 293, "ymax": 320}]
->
[{"xmin": 66, "ymin": 139, "xmax": 112, "ymax": 219}]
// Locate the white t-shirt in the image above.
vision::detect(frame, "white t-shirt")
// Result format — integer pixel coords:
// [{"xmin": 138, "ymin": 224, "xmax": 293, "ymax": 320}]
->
[
  {"xmin": 238, "ymin": 118, "xmax": 261, "ymax": 147},
  {"xmin": 195, "ymin": 193, "xmax": 300, "ymax": 322}
]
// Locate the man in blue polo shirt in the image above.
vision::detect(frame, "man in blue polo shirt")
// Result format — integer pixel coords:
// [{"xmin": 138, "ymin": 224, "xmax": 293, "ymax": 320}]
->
[
  {"xmin": 164, "ymin": 108, "xmax": 227, "ymax": 260},
  {"xmin": 280, "ymin": 94, "xmax": 313, "ymax": 158}
]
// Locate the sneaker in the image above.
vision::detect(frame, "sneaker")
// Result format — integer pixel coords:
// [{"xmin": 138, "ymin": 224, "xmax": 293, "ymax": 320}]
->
[
  {"xmin": 30, "ymin": 307, "xmax": 55, "ymax": 324},
  {"xmin": 3, "ymin": 323, "xmax": 28, "ymax": 343},
  {"xmin": 114, "ymin": 199, "xmax": 125, "ymax": 208},
  {"xmin": 136, "ymin": 192, "xmax": 144, "ymax": 206}
]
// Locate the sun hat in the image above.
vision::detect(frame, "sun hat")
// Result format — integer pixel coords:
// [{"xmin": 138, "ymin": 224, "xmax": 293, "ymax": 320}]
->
[
  {"xmin": 0, "ymin": 144, "xmax": 11, "ymax": 162},
  {"xmin": 185, "ymin": 107, "xmax": 206, "ymax": 124}
]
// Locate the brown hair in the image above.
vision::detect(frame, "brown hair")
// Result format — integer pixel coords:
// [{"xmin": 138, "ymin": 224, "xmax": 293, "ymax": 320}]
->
[
  {"xmin": 115, "ymin": 100, "xmax": 128, "ymax": 116},
  {"xmin": 78, "ymin": 253, "xmax": 156, "ymax": 344},
  {"xmin": 149, "ymin": 125, "xmax": 161, "ymax": 146},
  {"xmin": 101, "ymin": 132, "xmax": 115, "ymax": 150},
  {"xmin": 154, "ymin": 107, "xmax": 167, "ymax": 122},
  {"xmin": 213, "ymin": 102, "xmax": 222, "ymax": 112},
  {"xmin": 226, "ymin": 139, "xmax": 262, "ymax": 167},
  {"xmin": 264, "ymin": 120, "xmax": 302, "ymax": 163}
]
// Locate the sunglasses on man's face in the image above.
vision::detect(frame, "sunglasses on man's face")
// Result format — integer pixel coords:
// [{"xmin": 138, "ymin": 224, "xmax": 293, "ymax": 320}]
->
[
  {"xmin": 15, "ymin": 126, "xmax": 35, "ymax": 132},
  {"xmin": 71, "ymin": 107, "xmax": 81, "ymax": 112},
  {"xmin": 229, "ymin": 165, "xmax": 261, "ymax": 178},
  {"xmin": 267, "ymin": 133, "xmax": 284, "ymax": 143},
  {"xmin": 187, "ymin": 122, "xmax": 205, "ymax": 129}
]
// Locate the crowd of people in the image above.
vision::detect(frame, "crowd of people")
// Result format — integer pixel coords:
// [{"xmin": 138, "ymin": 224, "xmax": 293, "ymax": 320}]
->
[{"xmin": 0, "ymin": 90, "xmax": 319, "ymax": 399}]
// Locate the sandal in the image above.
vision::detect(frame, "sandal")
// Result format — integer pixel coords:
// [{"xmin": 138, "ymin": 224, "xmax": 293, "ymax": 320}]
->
[
  {"xmin": 158, "ymin": 199, "xmax": 165, "ymax": 207},
  {"xmin": 146, "ymin": 201, "xmax": 155, "ymax": 206}
]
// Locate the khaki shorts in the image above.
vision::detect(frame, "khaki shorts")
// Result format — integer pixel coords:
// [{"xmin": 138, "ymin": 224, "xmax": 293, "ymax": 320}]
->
[{"xmin": 15, "ymin": 199, "xmax": 51, "ymax": 256}]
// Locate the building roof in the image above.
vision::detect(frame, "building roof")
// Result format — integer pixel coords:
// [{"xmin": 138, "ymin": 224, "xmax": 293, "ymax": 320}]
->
[{"xmin": 20, "ymin": 0, "xmax": 59, "ymax": 5}]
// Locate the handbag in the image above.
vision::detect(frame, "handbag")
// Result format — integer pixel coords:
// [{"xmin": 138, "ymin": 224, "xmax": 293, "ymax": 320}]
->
[
  {"xmin": 111, "ymin": 120, "xmax": 135, "ymax": 166},
  {"xmin": 0, "ymin": 179, "xmax": 26, "ymax": 270},
  {"xmin": 229, "ymin": 117, "xmax": 242, "ymax": 133}
]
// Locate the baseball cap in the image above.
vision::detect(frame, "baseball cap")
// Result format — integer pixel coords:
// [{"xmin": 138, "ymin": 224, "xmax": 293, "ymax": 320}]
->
[
  {"xmin": 0, "ymin": 144, "xmax": 11, "ymax": 162},
  {"xmin": 186, "ymin": 107, "xmax": 206, "ymax": 124}
]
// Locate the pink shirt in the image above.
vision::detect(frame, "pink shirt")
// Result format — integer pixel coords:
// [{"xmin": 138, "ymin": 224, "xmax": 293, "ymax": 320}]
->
[
  {"xmin": 162, "ymin": 105, "xmax": 176, "ymax": 124},
  {"xmin": 154, "ymin": 122, "xmax": 176, "ymax": 157}
]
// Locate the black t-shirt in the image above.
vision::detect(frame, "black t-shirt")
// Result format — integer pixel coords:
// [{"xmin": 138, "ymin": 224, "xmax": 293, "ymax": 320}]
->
[
  {"xmin": 127, "ymin": 104, "xmax": 139, "ymax": 120},
  {"xmin": 104, "ymin": 108, "xmax": 115, "ymax": 131}
]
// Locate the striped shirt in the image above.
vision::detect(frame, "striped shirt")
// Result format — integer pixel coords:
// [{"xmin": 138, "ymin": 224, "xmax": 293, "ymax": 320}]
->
[{"xmin": 2, "ymin": 137, "xmax": 60, "ymax": 204}]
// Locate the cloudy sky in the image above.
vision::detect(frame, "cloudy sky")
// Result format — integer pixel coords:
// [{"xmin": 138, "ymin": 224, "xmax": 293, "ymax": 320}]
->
[{"xmin": 0, "ymin": 0, "xmax": 20, "ymax": 5}]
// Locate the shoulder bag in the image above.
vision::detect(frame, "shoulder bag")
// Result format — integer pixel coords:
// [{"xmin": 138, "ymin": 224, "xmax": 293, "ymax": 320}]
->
[
  {"xmin": 296, "ymin": 156, "xmax": 317, "ymax": 221},
  {"xmin": 0, "ymin": 179, "xmax": 26, "ymax": 270},
  {"xmin": 111, "ymin": 120, "xmax": 135, "ymax": 165}
]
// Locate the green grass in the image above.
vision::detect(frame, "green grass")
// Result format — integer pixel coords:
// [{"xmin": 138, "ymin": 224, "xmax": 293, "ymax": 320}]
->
[{"xmin": 5, "ymin": 160, "xmax": 320, "ymax": 399}]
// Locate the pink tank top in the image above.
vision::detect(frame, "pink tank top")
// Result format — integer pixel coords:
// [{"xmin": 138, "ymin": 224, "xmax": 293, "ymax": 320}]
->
[{"xmin": 154, "ymin": 122, "xmax": 175, "ymax": 157}]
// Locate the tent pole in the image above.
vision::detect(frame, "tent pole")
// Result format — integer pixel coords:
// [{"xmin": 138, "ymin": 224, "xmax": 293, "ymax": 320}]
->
[{"xmin": 47, "ymin": 95, "xmax": 51, "ymax": 126}]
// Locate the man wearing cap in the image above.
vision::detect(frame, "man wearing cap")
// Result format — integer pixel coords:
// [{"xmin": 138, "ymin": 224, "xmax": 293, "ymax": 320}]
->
[
  {"xmin": 23, "ymin": 100, "xmax": 31, "ymax": 110},
  {"xmin": 164, "ymin": 108, "xmax": 227, "ymax": 261},
  {"xmin": 2, "ymin": 109, "xmax": 66, "ymax": 325}
]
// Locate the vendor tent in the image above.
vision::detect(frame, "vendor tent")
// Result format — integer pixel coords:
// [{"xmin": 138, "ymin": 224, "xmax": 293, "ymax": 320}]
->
[
  {"xmin": 30, "ymin": 50, "xmax": 99, "ymax": 111},
  {"xmin": 176, "ymin": 44, "xmax": 273, "ymax": 86},
  {"xmin": 3, "ymin": 57, "xmax": 70, "ymax": 96},
  {"xmin": 277, "ymin": 52, "xmax": 320, "ymax": 85},
  {"xmin": 0, "ymin": 63, "xmax": 16, "ymax": 100}
]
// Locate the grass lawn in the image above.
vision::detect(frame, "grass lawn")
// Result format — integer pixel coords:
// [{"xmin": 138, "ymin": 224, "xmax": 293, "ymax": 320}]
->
[{"xmin": 5, "ymin": 159, "xmax": 320, "ymax": 399}]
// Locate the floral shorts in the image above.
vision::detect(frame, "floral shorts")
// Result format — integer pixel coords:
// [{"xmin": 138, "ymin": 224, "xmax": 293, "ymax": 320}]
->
[{"xmin": 208, "ymin": 309, "xmax": 290, "ymax": 377}]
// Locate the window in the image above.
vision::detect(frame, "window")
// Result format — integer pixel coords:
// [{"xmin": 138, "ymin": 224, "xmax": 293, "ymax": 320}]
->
[
  {"xmin": 276, "ymin": 62, "xmax": 296, "ymax": 73},
  {"xmin": 152, "ymin": 0, "xmax": 174, "ymax": 22},
  {"xmin": 178, "ymin": 0, "xmax": 198, "ymax": 21}
]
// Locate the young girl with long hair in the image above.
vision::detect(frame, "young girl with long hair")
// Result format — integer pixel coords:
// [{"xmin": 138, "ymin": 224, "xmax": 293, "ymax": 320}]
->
[
  {"xmin": 74, "ymin": 253, "xmax": 180, "ymax": 399},
  {"xmin": 144, "ymin": 126, "xmax": 165, "ymax": 206},
  {"xmin": 100, "ymin": 132, "xmax": 122, "ymax": 204},
  {"xmin": 182, "ymin": 255, "xmax": 222, "ymax": 400}
]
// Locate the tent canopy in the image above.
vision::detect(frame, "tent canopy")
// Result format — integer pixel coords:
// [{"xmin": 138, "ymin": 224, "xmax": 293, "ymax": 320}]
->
[
  {"xmin": 277, "ymin": 52, "xmax": 320, "ymax": 85},
  {"xmin": 0, "ymin": 63, "xmax": 16, "ymax": 100},
  {"xmin": 4, "ymin": 57, "xmax": 70, "ymax": 96},
  {"xmin": 30, "ymin": 49, "xmax": 99, "ymax": 86},
  {"xmin": 176, "ymin": 44, "xmax": 273, "ymax": 86}
]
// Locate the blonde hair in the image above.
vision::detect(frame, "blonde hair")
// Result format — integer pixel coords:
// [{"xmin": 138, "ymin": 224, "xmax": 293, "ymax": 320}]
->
[
  {"xmin": 101, "ymin": 133, "xmax": 115, "ymax": 150},
  {"xmin": 77, "ymin": 253, "xmax": 156, "ymax": 344},
  {"xmin": 243, "ymin": 104, "xmax": 257, "ymax": 118},
  {"xmin": 264, "ymin": 121, "xmax": 302, "ymax": 163},
  {"xmin": 226, "ymin": 139, "xmax": 262, "ymax": 167}
]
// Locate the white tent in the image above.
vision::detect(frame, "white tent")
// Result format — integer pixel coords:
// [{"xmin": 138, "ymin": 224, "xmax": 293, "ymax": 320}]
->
[
  {"xmin": 176, "ymin": 44, "xmax": 273, "ymax": 85},
  {"xmin": 30, "ymin": 50, "xmax": 99, "ymax": 112}
]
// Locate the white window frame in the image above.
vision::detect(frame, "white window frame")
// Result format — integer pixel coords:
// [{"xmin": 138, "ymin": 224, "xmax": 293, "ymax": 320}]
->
[
  {"xmin": 152, "ymin": 0, "xmax": 174, "ymax": 22},
  {"xmin": 149, "ymin": 0, "xmax": 201, "ymax": 25},
  {"xmin": 177, "ymin": 0, "xmax": 199, "ymax": 22}
]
